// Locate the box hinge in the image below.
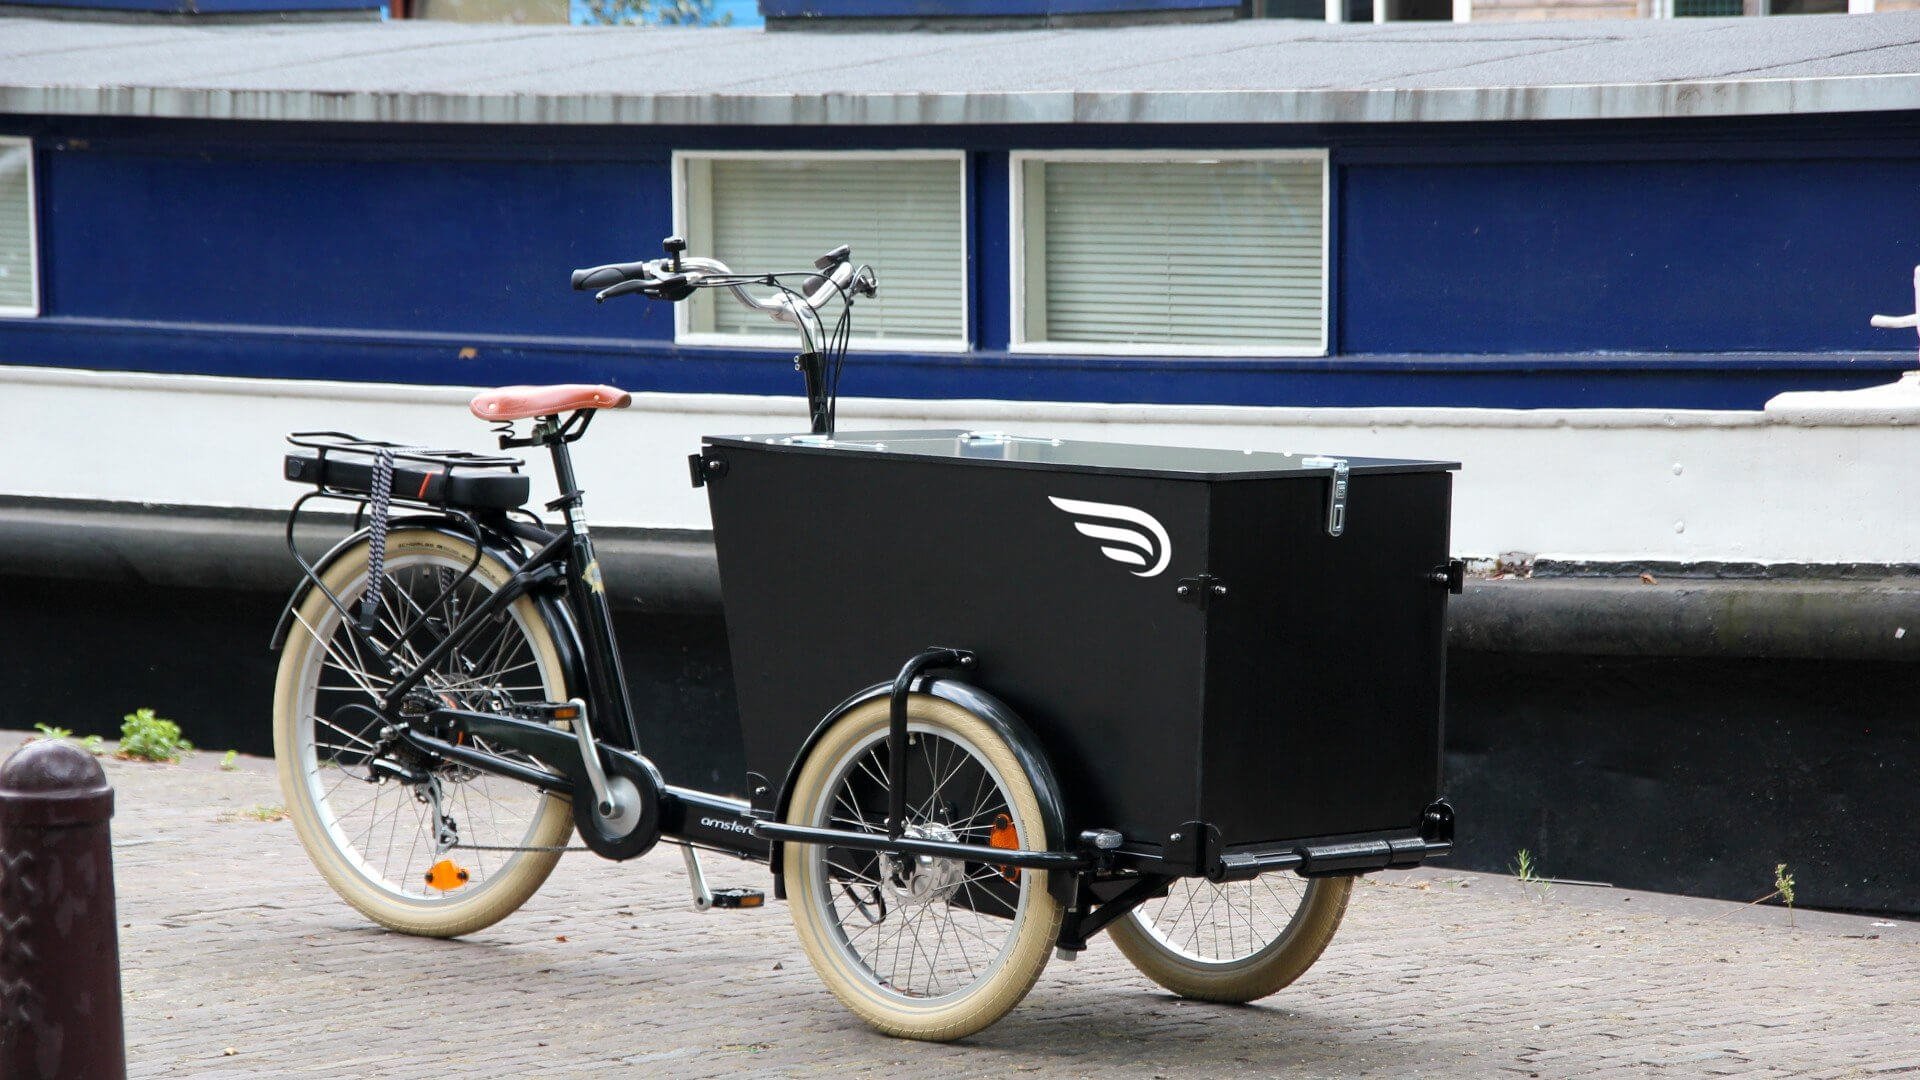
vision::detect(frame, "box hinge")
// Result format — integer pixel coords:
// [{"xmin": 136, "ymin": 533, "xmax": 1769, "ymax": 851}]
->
[
  {"xmin": 1302, "ymin": 456, "xmax": 1350, "ymax": 537},
  {"xmin": 688, "ymin": 453, "xmax": 727, "ymax": 488},
  {"xmin": 1176, "ymin": 573, "xmax": 1228, "ymax": 608}
]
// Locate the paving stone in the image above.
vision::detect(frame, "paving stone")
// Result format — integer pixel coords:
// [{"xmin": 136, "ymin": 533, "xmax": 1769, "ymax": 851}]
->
[{"xmin": 13, "ymin": 732, "xmax": 1916, "ymax": 1080}]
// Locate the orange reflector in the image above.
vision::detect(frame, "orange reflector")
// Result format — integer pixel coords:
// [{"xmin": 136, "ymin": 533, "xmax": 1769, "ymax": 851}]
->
[
  {"xmin": 989, "ymin": 814, "xmax": 1018, "ymax": 850},
  {"xmin": 552, "ymin": 705, "xmax": 580, "ymax": 720},
  {"xmin": 424, "ymin": 859, "xmax": 471, "ymax": 892},
  {"xmin": 989, "ymin": 813, "xmax": 1021, "ymax": 883}
]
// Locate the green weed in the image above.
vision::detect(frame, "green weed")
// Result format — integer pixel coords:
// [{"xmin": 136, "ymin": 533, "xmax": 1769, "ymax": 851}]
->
[
  {"xmin": 1511, "ymin": 848, "xmax": 1554, "ymax": 900},
  {"xmin": 119, "ymin": 708, "xmax": 193, "ymax": 763}
]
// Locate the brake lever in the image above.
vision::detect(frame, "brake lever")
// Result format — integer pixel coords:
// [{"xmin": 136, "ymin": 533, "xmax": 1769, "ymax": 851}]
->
[
  {"xmin": 595, "ymin": 273, "xmax": 695, "ymax": 304},
  {"xmin": 595, "ymin": 279, "xmax": 654, "ymax": 303}
]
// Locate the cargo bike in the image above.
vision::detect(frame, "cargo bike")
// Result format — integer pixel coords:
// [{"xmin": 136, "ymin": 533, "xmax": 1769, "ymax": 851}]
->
[{"xmin": 271, "ymin": 238, "xmax": 1464, "ymax": 1040}]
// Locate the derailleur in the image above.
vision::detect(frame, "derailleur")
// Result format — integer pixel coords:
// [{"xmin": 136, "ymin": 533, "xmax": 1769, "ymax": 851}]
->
[{"xmin": 417, "ymin": 776, "xmax": 460, "ymax": 855}]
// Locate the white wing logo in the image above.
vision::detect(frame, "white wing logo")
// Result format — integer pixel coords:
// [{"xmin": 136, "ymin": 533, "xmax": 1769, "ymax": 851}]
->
[{"xmin": 1048, "ymin": 496, "xmax": 1172, "ymax": 578}]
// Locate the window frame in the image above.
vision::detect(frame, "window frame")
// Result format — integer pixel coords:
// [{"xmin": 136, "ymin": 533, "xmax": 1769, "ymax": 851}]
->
[
  {"xmin": 670, "ymin": 149, "xmax": 972, "ymax": 353},
  {"xmin": 1008, "ymin": 149, "xmax": 1332, "ymax": 359},
  {"xmin": 0, "ymin": 136, "xmax": 39, "ymax": 320}
]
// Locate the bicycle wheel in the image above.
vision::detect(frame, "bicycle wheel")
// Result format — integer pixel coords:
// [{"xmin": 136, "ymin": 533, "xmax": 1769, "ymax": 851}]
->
[
  {"xmin": 784, "ymin": 695, "xmax": 1064, "ymax": 1041},
  {"xmin": 273, "ymin": 528, "xmax": 575, "ymax": 938},
  {"xmin": 1108, "ymin": 872, "xmax": 1351, "ymax": 1003}
]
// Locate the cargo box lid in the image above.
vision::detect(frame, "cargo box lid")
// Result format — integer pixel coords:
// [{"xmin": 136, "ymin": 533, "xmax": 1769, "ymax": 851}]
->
[{"xmin": 704, "ymin": 429, "xmax": 1457, "ymax": 481}]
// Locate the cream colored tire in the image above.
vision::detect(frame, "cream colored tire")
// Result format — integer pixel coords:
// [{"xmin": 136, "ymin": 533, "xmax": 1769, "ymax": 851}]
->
[
  {"xmin": 273, "ymin": 528, "xmax": 574, "ymax": 938},
  {"xmin": 785, "ymin": 695, "xmax": 1064, "ymax": 1041},
  {"xmin": 1110, "ymin": 873, "xmax": 1351, "ymax": 1003}
]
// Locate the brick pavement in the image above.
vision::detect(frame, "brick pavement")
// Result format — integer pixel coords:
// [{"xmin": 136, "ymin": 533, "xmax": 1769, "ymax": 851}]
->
[{"xmin": 14, "ymin": 732, "xmax": 1916, "ymax": 1079}]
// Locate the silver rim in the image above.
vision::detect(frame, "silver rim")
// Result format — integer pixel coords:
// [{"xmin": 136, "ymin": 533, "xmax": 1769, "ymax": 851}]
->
[
  {"xmin": 289, "ymin": 549, "xmax": 562, "ymax": 904},
  {"xmin": 1127, "ymin": 875, "xmax": 1318, "ymax": 967},
  {"xmin": 797, "ymin": 722, "xmax": 1036, "ymax": 1005}
]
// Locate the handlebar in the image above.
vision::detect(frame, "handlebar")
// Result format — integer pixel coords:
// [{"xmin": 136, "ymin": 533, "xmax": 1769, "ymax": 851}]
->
[
  {"xmin": 570, "ymin": 237, "xmax": 874, "ymax": 345},
  {"xmin": 1871, "ymin": 266, "xmax": 1920, "ymax": 336}
]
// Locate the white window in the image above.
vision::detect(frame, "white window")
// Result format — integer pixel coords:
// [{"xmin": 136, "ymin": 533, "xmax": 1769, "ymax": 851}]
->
[
  {"xmin": 1655, "ymin": 0, "xmax": 1861, "ymax": 14},
  {"xmin": 1012, "ymin": 152, "xmax": 1329, "ymax": 357},
  {"xmin": 674, "ymin": 152, "xmax": 968, "ymax": 350},
  {"xmin": 0, "ymin": 138, "xmax": 37, "ymax": 317},
  {"xmin": 1318, "ymin": 0, "xmax": 1462, "ymax": 19}
]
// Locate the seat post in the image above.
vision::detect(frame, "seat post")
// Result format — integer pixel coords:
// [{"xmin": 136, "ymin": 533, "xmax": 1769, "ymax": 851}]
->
[{"xmin": 542, "ymin": 415, "xmax": 583, "ymax": 511}]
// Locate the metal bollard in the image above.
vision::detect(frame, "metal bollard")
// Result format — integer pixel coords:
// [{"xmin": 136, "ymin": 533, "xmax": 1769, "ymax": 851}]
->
[{"xmin": 0, "ymin": 739, "xmax": 126, "ymax": 1080}]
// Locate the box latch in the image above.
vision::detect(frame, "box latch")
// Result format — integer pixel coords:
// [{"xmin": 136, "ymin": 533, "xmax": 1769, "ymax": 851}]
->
[{"xmin": 1302, "ymin": 456, "xmax": 1350, "ymax": 537}]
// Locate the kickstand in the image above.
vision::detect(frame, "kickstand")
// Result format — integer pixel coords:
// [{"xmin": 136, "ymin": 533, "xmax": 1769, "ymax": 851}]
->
[{"xmin": 681, "ymin": 843, "xmax": 715, "ymax": 911}]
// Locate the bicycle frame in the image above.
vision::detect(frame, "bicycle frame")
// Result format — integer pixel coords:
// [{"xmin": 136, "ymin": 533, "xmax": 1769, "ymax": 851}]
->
[{"xmin": 271, "ymin": 239, "xmax": 1470, "ymax": 1039}]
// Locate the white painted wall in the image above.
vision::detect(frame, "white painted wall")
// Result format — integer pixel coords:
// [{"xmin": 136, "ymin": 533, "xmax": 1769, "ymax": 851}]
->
[{"xmin": 4, "ymin": 365, "xmax": 1916, "ymax": 565}]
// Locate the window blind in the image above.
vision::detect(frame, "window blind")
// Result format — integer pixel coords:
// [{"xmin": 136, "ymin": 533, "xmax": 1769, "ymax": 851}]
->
[
  {"xmin": 0, "ymin": 142, "xmax": 34, "ymax": 313},
  {"xmin": 684, "ymin": 156, "xmax": 965, "ymax": 344},
  {"xmin": 1022, "ymin": 158, "xmax": 1325, "ymax": 351}
]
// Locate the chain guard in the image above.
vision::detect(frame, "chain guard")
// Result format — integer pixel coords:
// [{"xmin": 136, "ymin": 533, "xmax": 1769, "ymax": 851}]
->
[{"xmin": 573, "ymin": 746, "xmax": 663, "ymax": 860}]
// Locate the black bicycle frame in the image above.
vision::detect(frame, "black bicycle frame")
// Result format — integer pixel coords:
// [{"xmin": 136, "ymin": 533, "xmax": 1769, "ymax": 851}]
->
[
  {"xmin": 320, "ymin": 415, "xmax": 767, "ymax": 862},
  {"xmin": 334, "ymin": 412, "xmax": 1120, "ymax": 891},
  {"xmin": 374, "ymin": 526, "xmax": 568, "ymax": 710}
]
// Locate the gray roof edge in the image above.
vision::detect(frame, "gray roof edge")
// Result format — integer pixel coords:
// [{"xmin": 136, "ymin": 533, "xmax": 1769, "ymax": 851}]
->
[{"xmin": 5, "ymin": 73, "xmax": 1920, "ymax": 126}]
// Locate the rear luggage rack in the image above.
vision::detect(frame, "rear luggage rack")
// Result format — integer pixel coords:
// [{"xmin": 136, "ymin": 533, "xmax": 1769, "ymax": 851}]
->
[
  {"xmin": 288, "ymin": 431, "xmax": 524, "ymax": 471},
  {"xmin": 280, "ymin": 432, "xmax": 534, "ymax": 675},
  {"xmin": 284, "ymin": 432, "xmax": 530, "ymax": 511}
]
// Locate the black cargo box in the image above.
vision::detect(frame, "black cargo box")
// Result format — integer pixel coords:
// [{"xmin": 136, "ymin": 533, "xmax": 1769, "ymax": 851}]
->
[{"xmin": 701, "ymin": 430, "xmax": 1458, "ymax": 875}]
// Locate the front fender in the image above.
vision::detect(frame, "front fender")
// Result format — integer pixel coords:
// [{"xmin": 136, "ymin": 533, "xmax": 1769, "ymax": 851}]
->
[{"xmin": 770, "ymin": 678, "xmax": 1074, "ymax": 904}]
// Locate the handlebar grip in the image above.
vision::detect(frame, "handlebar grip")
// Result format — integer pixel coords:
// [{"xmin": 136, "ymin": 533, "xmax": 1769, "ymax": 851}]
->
[{"xmin": 571, "ymin": 261, "xmax": 654, "ymax": 291}]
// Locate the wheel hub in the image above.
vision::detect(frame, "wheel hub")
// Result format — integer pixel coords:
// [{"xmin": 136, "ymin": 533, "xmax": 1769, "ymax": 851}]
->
[{"xmin": 883, "ymin": 823, "xmax": 965, "ymax": 906}]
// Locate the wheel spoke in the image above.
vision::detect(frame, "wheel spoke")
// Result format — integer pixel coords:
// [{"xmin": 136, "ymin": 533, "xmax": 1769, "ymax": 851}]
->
[
  {"xmin": 283, "ymin": 544, "xmax": 566, "ymax": 908},
  {"xmin": 1130, "ymin": 874, "xmax": 1315, "ymax": 965},
  {"xmin": 802, "ymin": 722, "xmax": 1036, "ymax": 1003}
]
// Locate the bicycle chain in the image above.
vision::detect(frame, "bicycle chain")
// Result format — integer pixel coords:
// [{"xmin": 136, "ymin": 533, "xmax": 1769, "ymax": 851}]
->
[
  {"xmin": 447, "ymin": 839, "xmax": 725, "ymax": 856},
  {"xmin": 451, "ymin": 842, "xmax": 591, "ymax": 853}
]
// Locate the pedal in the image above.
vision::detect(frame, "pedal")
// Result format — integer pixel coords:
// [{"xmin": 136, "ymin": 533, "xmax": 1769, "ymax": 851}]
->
[
  {"xmin": 518, "ymin": 701, "xmax": 582, "ymax": 722},
  {"xmin": 679, "ymin": 845, "xmax": 765, "ymax": 911}
]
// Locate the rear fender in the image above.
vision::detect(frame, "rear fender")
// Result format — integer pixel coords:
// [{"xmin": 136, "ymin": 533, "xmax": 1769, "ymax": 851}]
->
[{"xmin": 268, "ymin": 517, "xmax": 585, "ymax": 699}]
